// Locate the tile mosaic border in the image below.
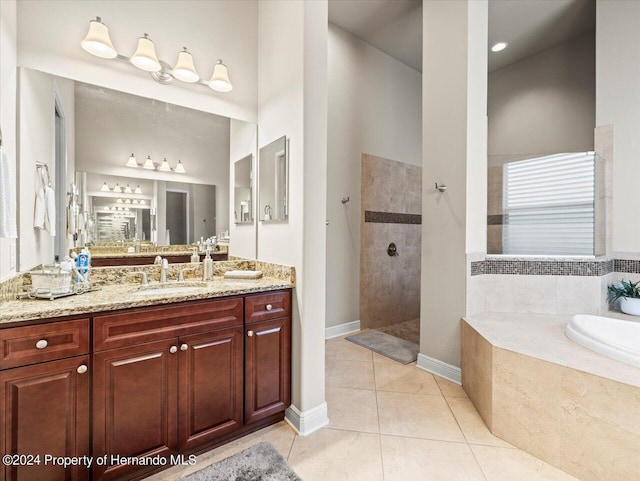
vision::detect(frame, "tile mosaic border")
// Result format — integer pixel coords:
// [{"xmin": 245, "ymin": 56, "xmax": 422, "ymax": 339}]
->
[
  {"xmin": 614, "ymin": 259, "xmax": 640, "ymax": 274},
  {"xmin": 364, "ymin": 211, "xmax": 421, "ymax": 225},
  {"xmin": 471, "ymin": 258, "xmax": 617, "ymax": 277}
]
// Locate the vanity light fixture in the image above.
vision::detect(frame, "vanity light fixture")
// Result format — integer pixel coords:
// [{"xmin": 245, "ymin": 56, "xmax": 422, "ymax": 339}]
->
[
  {"xmin": 132, "ymin": 199, "xmax": 139, "ymax": 205},
  {"xmin": 124, "ymin": 184, "xmax": 133, "ymax": 194},
  {"xmin": 100, "ymin": 181, "xmax": 110, "ymax": 192},
  {"xmin": 80, "ymin": 17, "xmax": 233, "ymax": 92},
  {"xmin": 134, "ymin": 185, "xmax": 142, "ymax": 194},
  {"xmin": 491, "ymin": 42, "xmax": 508, "ymax": 52},
  {"xmin": 159, "ymin": 157, "xmax": 171, "ymax": 172},
  {"xmin": 127, "ymin": 153, "xmax": 186, "ymax": 173},
  {"xmin": 140, "ymin": 199, "xmax": 146, "ymax": 205},
  {"xmin": 116, "ymin": 198, "xmax": 123, "ymax": 204},
  {"xmin": 174, "ymin": 160, "xmax": 186, "ymax": 174},
  {"xmin": 124, "ymin": 198, "xmax": 132, "ymax": 204},
  {"xmin": 113, "ymin": 183, "xmax": 122, "ymax": 193},
  {"xmin": 126, "ymin": 153, "xmax": 137, "ymax": 168},
  {"xmin": 143, "ymin": 155, "xmax": 155, "ymax": 170}
]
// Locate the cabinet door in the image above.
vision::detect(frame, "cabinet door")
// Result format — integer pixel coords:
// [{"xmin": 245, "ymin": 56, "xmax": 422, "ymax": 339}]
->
[
  {"xmin": 244, "ymin": 317, "xmax": 291, "ymax": 424},
  {"xmin": 178, "ymin": 327, "xmax": 243, "ymax": 451},
  {"xmin": 93, "ymin": 339, "xmax": 178, "ymax": 481},
  {"xmin": 0, "ymin": 356, "xmax": 90, "ymax": 481}
]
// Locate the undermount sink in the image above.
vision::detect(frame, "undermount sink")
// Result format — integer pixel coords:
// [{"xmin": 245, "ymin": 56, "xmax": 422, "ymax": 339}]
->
[{"xmin": 132, "ymin": 282, "xmax": 207, "ymax": 297}]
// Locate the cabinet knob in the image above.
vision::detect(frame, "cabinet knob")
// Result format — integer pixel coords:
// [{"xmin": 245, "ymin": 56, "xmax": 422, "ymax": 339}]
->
[
  {"xmin": 180, "ymin": 343, "xmax": 188, "ymax": 351},
  {"xmin": 247, "ymin": 330, "xmax": 254, "ymax": 337},
  {"xmin": 35, "ymin": 339, "xmax": 48, "ymax": 350},
  {"xmin": 77, "ymin": 365, "xmax": 88, "ymax": 374},
  {"xmin": 266, "ymin": 304, "xmax": 273, "ymax": 311},
  {"xmin": 169, "ymin": 346, "xmax": 178, "ymax": 354}
]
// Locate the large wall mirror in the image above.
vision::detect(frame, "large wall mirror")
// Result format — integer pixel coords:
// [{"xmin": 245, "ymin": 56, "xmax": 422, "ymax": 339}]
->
[
  {"xmin": 258, "ymin": 136, "xmax": 288, "ymax": 223},
  {"xmin": 16, "ymin": 67, "xmax": 257, "ymax": 270},
  {"xmin": 486, "ymin": 2, "xmax": 597, "ymax": 256}
]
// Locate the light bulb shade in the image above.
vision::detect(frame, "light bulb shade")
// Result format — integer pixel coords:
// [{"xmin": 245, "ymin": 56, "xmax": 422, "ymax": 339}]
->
[
  {"xmin": 100, "ymin": 182, "xmax": 110, "ymax": 192},
  {"xmin": 175, "ymin": 160, "xmax": 186, "ymax": 173},
  {"xmin": 143, "ymin": 156, "xmax": 155, "ymax": 169},
  {"xmin": 140, "ymin": 199, "xmax": 146, "ymax": 205},
  {"xmin": 116, "ymin": 198, "xmax": 123, "ymax": 204},
  {"xmin": 113, "ymin": 183, "xmax": 122, "ymax": 193},
  {"xmin": 126, "ymin": 153, "xmax": 137, "ymax": 167},
  {"xmin": 159, "ymin": 157, "xmax": 171, "ymax": 172},
  {"xmin": 134, "ymin": 185, "xmax": 142, "ymax": 194},
  {"xmin": 208, "ymin": 60, "xmax": 233, "ymax": 92},
  {"xmin": 173, "ymin": 48, "xmax": 199, "ymax": 83},
  {"xmin": 81, "ymin": 17, "xmax": 117, "ymax": 59},
  {"xmin": 124, "ymin": 184, "xmax": 132, "ymax": 194},
  {"xmin": 125, "ymin": 198, "xmax": 132, "ymax": 204},
  {"xmin": 130, "ymin": 34, "xmax": 161, "ymax": 72}
]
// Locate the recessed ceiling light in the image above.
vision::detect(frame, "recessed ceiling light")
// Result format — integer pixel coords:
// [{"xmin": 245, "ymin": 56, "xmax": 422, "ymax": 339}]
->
[{"xmin": 491, "ymin": 42, "xmax": 508, "ymax": 52}]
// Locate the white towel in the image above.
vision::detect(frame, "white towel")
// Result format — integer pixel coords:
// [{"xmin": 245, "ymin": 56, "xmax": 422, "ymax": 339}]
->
[
  {"xmin": 34, "ymin": 186, "xmax": 46, "ymax": 229},
  {"xmin": 44, "ymin": 186, "xmax": 56, "ymax": 236},
  {"xmin": 0, "ymin": 151, "xmax": 17, "ymax": 238}
]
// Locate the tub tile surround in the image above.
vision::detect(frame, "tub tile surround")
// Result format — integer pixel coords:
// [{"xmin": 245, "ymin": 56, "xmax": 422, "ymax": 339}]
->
[
  {"xmin": 360, "ymin": 154, "xmax": 421, "ymax": 330},
  {"xmin": 461, "ymin": 314, "xmax": 640, "ymax": 481}
]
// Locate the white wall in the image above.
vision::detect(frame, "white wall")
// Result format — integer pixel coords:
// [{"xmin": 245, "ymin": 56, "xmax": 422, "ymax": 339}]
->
[
  {"xmin": 488, "ymin": 31, "xmax": 595, "ymax": 167},
  {"xmin": 0, "ymin": 0, "xmax": 18, "ymax": 280},
  {"xmin": 258, "ymin": 0, "xmax": 328, "ymax": 427},
  {"xmin": 326, "ymin": 24, "xmax": 422, "ymax": 328},
  {"xmin": 17, "ymin": 0, "xmax": 258, "ymax": 122},
  {"xmin": 596, "ymin": 1, "xmax": 640, "ymax": 254},
  {"xmin": 421, "ymin": 0, "xmax": 487, "ymax": 370}
]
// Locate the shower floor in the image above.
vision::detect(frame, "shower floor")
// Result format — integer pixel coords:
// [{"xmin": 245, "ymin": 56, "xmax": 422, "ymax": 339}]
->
[{"xmin": 377, "ymin": 318, "xmax": 420, "ymax": 345}]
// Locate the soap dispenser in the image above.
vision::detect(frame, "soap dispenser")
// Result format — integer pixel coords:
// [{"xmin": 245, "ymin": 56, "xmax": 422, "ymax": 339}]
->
[
  {"xmin": 203, "ymin": 249, "xmax": 213, "ymax": 281},
  {"xmin": 190, "ymin": 248, "xmax": 199, "ymax": 263}
]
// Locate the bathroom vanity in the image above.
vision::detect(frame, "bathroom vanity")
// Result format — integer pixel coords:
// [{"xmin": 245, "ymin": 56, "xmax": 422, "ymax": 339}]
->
[{"xmin": 0, "ymin": 284, "xmax": 292, "ymax": 481}]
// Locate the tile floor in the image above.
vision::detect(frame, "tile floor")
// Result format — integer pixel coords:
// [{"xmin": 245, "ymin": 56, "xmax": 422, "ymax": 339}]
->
[{"xmin": 143, "ymin": 334, "xmax": 581, "ymax": 481}]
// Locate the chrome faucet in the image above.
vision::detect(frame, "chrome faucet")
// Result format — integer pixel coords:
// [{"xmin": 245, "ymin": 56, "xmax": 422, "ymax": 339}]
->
[
  {"xmin": 160, "ymin": 258, "xmax": 169, "ymax": 283},
  {"xmin": 127, "ymin": 271, "xmax": 148, "ymax": 285},
  {"xmin": 179, "ymin": 267, "xmax": 196, "ymax": 281}
]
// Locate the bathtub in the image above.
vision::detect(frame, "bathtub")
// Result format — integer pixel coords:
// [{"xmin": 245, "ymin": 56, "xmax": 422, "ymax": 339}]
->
[{"xmin": 566, "ymin": 314, "xmax": 640, "ymax": 368}]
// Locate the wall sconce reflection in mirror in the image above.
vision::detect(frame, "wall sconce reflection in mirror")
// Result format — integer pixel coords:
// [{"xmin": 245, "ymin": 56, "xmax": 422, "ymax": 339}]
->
[{"xmin": 258, "ymin": 136, "xmax": 288, "ymax": 223}]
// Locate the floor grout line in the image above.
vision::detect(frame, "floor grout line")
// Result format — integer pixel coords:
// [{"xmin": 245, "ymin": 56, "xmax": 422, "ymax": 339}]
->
[{"xmin": 373, "ymin": 360, "xmax": 387, "ymax": 481}]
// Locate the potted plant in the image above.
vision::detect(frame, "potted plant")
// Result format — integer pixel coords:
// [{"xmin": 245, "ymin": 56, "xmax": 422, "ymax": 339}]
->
[{"xmin": 608, "ymin": 279, "xmax": 640, "ymax": 316}]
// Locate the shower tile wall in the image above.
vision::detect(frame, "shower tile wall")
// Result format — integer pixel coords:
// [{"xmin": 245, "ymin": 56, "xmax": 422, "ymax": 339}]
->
[
  {"xmin": 487, "ymin": 166, "xmax": 503, "ymax": 254},
  {"xmin": 360, "ymin": 154, "xmax": 421, "ymax": 330}
]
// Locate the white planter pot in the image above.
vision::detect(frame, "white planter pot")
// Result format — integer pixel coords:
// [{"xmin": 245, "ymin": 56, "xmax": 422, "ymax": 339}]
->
[{"xmin": 620, "ymin": 297, "xmax": 640, "ymax": 316}]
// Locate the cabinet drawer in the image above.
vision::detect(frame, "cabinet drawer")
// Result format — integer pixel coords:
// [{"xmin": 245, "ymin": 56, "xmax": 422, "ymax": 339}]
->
[
  {"xmin": 94, "ymin": 297, "xmax": 243, "ymax": 352},
  {"xmin": 0, "ymin": 319, "xmax": 90, "ymax": 370},
  {"xmin": 245, "ymin": 291, "xmax": 291, "ymax": 324}
]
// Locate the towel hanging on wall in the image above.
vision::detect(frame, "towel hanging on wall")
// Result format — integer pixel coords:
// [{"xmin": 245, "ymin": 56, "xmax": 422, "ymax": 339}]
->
[
  {"xmin": 34, "ymin": 164, "xmax": 55, "ymax": 235},
  {"xmin": 0, "ymin": 149, "xmax": 17, "ymax": 238}
]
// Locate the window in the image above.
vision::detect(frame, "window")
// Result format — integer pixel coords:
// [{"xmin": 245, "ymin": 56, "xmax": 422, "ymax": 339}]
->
[{"xmin": 503, "ymin": 152, "xmax": 595, "ymax": 256}]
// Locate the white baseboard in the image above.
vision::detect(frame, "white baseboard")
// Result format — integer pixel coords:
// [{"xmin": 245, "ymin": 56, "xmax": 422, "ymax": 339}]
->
[
  {"xmin": 325, "ymin": 320, "xmax": 360, "ymax": 339},
  {"xmin": 285, "ymin": 402, "xmax": 329, "ymax": 436},
  {"xmin": 416, "ymin": 353, "xmax": 462, "ymax": 385}
]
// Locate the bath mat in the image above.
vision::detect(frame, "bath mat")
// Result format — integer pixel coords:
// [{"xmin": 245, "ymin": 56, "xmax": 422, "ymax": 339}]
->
[
  {"xmin": 346, "ymin": 329, "xmax": 419, "ymax": 364},
  {"xmin": 178, "ymin": 441, "xmax": 301, "ymax": 481}
]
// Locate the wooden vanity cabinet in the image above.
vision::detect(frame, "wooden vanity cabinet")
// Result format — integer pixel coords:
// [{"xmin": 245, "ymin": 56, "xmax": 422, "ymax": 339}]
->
[
  {"xmin": 92, "ymin": 298, "xmax": 244, "ymax": 481},
  {"xmin": 0, "ymin": 319, "xmax": 91, "ymax": 481},
  {"xmin": 244, "ymin": 291, "xmax": 291, "ymax": 425}
]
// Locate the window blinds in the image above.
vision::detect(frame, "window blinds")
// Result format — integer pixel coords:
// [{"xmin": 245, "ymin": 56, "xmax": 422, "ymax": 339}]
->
[{"xmin": 503, "ymin": 152, "xmax": 595, "ymax": 256}]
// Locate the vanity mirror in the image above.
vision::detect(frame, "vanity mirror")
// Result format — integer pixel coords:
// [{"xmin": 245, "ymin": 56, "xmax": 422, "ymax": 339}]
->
[
  {"xmin": 15, "ymin": 67, "xmax": 257, "ymax": 270},
  {"xmin": 234, "ymin": 154, "xmax": 253, "ymax": 224},
  {"xmin": 258, "ymin": 136, "xmax": 288, "ymax": 222}
]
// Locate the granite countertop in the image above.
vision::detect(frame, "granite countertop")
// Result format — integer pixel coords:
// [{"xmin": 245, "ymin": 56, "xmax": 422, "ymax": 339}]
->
[{"xmin": 0, "ymin": 276, "xmax": 292, "ymax": 325}]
